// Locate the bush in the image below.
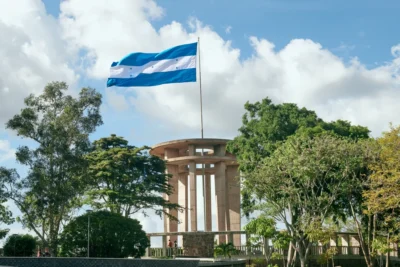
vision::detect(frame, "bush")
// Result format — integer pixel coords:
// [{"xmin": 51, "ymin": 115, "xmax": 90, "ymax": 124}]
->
[
  {"xmin": 3, "ymin": 234, "xmax": 37, "ymax": 256},
  {"xmin": 59, "ymin": 210, "xmax": 148, "ymax": 258}
]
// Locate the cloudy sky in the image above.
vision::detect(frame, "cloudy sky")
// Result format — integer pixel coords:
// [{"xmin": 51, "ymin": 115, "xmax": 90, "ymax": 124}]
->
[{"xmin": 1, "ymin": 0, "xmax": 400, "ymax": 244}]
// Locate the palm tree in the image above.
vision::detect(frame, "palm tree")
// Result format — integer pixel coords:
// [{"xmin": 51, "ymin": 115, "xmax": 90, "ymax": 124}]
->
[{"xmin": 214, "ymin": 242, "xmax": 237, "ymax": 259}]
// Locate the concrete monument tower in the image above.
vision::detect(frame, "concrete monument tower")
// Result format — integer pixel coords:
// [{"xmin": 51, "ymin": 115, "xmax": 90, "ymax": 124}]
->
[{"xmin": 150, "ymin": 138, "xmax": 241, "ymax": 245}]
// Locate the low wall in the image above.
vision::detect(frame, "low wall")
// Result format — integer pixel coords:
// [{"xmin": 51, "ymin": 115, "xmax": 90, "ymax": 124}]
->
[{"xmin": 0, "ymin": 257, "xmax": 200, "ymax": 267}]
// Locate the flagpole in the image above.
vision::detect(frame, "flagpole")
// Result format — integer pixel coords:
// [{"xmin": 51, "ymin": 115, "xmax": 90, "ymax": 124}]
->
[
  {"xmin": 198, "ymin": 37, "xmax": 207, "ymax": 232},
  {"xmin": 198, "ymin": 37, "xmax": 204, "ymax": 139}
]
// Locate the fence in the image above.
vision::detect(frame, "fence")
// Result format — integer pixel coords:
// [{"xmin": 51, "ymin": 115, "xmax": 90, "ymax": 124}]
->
[{"xmin": 149, "ymin": 245, "xmax": 400, "ymax": 258}]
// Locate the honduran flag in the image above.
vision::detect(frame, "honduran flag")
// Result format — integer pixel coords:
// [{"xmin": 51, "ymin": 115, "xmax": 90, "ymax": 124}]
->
[{"xmin": 107, "ymin": 42, "xmax": 197, "ymax": 87}]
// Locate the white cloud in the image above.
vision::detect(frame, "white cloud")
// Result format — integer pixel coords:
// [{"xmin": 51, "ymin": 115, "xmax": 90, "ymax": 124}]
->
[
  {"xmin": 3, "ymin": 0, "xmax": 400, "ymax": 240},
  {"xmin": 0, "ymin": 140, "xmax": 15, "ymax": 163},
  {"xmin": 225, "ymin": 25, "xmax": 232, "ymax": 34},
  {"xmin": 59, "ymin": 0, "xmax": 400, "ymax": 137},
  {"xmin": 0, "ymin": 0, "xmax": 77, "ymax": 127},
  {"xmin": 105, "ymin": 88, "xmax": 129, "ymax": 111}
]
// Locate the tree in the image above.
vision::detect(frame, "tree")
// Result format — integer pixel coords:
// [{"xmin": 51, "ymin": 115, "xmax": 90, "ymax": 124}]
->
[
  {"xmin": 227, "ymin": 98, "xmax": 369, "ymax": 175},
  {"xmin": 243, "ymin": 133, "xmax": 366, "ymax": 267},
  {"xmin": 3, "ymin": 234, "xmax": 37, "ymax": 256},
  {"xmin": 360, "ymin": 125, "xmax": 400, "ymax": 267},
  {"xmin": 214, "ymin": 242, "xmax": 236, "ymax": 259},
  {"xmin": 59, "ymin": 210, "xmax": 148, "ymax": 258},
  {"xmin": 244, "ymin": 215, "xmax": 277, "ymax": 265},
  {"xmin": 0, "ymin": 168, "xmax": 15, "ymax": 240},
  {"xmin": 3, "ymin": 81, "xmax": 103, "ymax": 255},
  {"xmin": 227, "ymin": 98, "xmax": 369, "ymax": 221},
  {"xmin": 272, "ymin": 231, "xmax": 292, "ymax": 267},
  {"xmin": 84, "ymin": 135, "xmax": 181, "ymax": 219}
]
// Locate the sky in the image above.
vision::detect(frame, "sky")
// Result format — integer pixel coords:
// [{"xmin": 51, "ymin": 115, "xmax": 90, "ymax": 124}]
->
[{"xmin": 0, "ymin": 0, "xmax": 400, "ymax": 246}]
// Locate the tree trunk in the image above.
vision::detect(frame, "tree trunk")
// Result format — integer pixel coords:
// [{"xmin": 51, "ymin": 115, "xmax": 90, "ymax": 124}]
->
[
  {"xmin": 286, "ymin": 241, "xmax": 294, "ymax": 267},
  {"xmin": 263, "ymin": 238, "xmax": 270, "ymax": 264},
  {"xmin": 385, "ymin": 233, "xmax": 390, "ymax": 267}
]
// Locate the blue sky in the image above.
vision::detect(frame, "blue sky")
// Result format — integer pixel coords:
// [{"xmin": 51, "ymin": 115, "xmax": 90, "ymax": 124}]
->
[
  {"xmin": 42, "ymin": 0, "xmax": 400, "ymax": 66},
  {"xmin": 1, "ymin": 0, "xmax": 400, "ymax": 244}
]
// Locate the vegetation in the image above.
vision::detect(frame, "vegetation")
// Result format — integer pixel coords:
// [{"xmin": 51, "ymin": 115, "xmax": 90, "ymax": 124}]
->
[
  {"xmin": 1, "ymin": 83, "xmax": 400, "ymax": 266},
  {"xmin": 1, "ymin": 82, "xmax": 103, "ymax": 255},
  {"xmin": 0, "ymin": 168, "xmax": 15, "ymax": 240},
  {"xmin": 59, "ymin": 210, "xmax": 148, "ymax": 258},
  {"xmin": 84, "ymin": 135, "xmax": 181, "ymax": 219},
  {"xmin": 244, "ymin": 215, "xmax": 277, "ymax": 264},
  {"xmin": 214, "ymin": 242, "xmax": 237, "ymax": 259},
  {"xmin": 3, "ymin": 234, "xmax": 37, "ymax": 256}
]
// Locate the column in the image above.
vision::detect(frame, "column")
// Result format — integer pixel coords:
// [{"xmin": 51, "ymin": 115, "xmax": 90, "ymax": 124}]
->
[
  {"xmin": 164, "ymin": 148, "xmax": 179, "ymax": 243},
  {"xmin": 162, "ymin": 235, "xmax": 167, "ymax": 257},
  {"xmin": 245, "ymin": 233, "xmax": 251, "ymax": 255},
  {"xmin": 215, "ymin": 161, "xmax": 227, "ymax": 243},
  {"xmin": 189, "ymin": 161, "xmax": 197, "ymax": 231},
  {"xmin": 178, "ymin": 173, "xmax": 188, "ymax": 232},
  {"xmin": 340, "ymin": 234, "xmax": 349, "ymax": 255},
  {"xmin": 146, "ymin": 235, "xmax": 151, "ymax": 257},
  {"xmin": 205, "ymin": 170, "xmax": 212, "ymax": 232},
  {"xmin": 226, "ymin": 165, "xmax": 241, "ymax": 246},
  {"xmin": 350, "ymin": 235, "xmax": 361, "ymax": 255}
]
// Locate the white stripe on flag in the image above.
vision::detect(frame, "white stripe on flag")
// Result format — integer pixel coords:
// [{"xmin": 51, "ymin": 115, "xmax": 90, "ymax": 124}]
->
[{"xmin": 109, "ymin": 55, "xmax": 196, "ymax": 79}]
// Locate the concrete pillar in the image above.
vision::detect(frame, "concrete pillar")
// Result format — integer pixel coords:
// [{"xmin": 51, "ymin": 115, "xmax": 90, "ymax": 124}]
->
[
  {"xmin": 189, "ymin": 161, "xmax": 197, "ymax": 231},
  {"xmin": 164, "ymin": 148, "xmax": 179, "ymax": 243},
  {"xmin": 205, "ymin": 172, "xmax": 212, "ymax": 231},
  {"xmin": 214, "ymin": 144, "xmax": 226, "ymax": 157},
  {"xmin": 330, "ymin": 235, "xmax": 337, "ymax": 247},
  {"xmin": 350, "ymin": 235, "xmax": 361, "ymax": 255},
  {"xmin": 178, "ymin": 173, "xmax": 188, "ymax": 232},
  {"xmin": 228, "ymin": 232, "xmax": 234, "ymax": 244},
  {"xmin": 215, "ymin": 161, "xmax": 227, "ymax": 243},
  {"xmin": 340, "ymin": 234, "xmax": 349, "ymax": 255},
  {"xmin": 162, "ymin": 235, "xmax": 167, "ymax": 257},
  {"xmin": 245, "ymin": 233, "xmax": 251, "ymax": 255},
  {"xmin": 146, "ymin": 235, "xmax": 151, "ymax": 257},
  {"xmin": 226, "ymin": 165, "xmax": 241, "ymax": 246}
]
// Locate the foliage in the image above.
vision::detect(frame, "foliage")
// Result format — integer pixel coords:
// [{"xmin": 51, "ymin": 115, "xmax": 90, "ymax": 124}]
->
[
  {"xmin": 364, "ymin": 124, "xmax": 400, "ymax": 236},
  {"xmin": 242, "ymin": 133, "xmax": 367, "ymax": 267},
  {"xmin": 350, "ymin": 125, "xmax": 400, "ymax": 267},
  {"xmin": 84, "ymin": 134, "xmax": 182, "ymax": 218},
  {"xmin": 3, "ymin": 81, "xmax": 103, "ymax": 255},
  {"xmin": 59, "ymin": 210, "xmax": 148, "ymax": 258},
  {"xmin": 244, "ymin": 215, "xmax": 276, "ymax": 264},
  {"xmin": 272, "ymin": 231, "xmax": 291, "ymax": 250},
  {"xmin": 214, "ymin": 242, "xmax": 236, "ymax": 259},
  {"xmin": 0, "ymin": 168, "xmax": 15, "ymax": 239},
  {"xmin": 3, "ymin": 234, "xmax": 37, "ymax": 256},
  {"xmin": 317, "ymin": 247, "xmax": 337, "ymax": 267},
  {"xmin": 227, "ymin": 97, "xmax": 369, "ymax": 175}
]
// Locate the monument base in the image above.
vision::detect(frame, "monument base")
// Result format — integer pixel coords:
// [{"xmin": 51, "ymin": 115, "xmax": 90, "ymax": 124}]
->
[{"xmin": 182, "ymin": 232, "xmax": 215, "ymax": 257}]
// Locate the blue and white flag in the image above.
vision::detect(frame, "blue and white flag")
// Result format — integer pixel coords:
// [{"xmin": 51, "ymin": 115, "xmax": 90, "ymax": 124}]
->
[{"xmin": 107, "ymin": 42, "xmax": 197, "ymax": 87}]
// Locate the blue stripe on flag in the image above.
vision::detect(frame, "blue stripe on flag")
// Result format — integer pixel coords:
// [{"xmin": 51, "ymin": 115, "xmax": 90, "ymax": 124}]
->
[
  {"xmin": 112, "ymin": 42, "xmax": 197, "ymax": 67},
  {"xmin": 106, "ymin": 68, "xmax": 196, "ymax": 87}
]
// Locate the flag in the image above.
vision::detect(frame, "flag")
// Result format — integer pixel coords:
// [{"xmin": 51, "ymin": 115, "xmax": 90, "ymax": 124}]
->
[{"xmin": 107, "ymin": 42, "xmax": 197, "ymax": 87}]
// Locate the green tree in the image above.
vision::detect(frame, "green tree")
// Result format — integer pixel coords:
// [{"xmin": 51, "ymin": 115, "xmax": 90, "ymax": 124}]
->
[
  {"xmin": 359, "ymin": 125, "xmax": 400, "ymax": 267},
  {"xmin": 243, "ymin": 133, "xmax": 366, "ymax": 267},
  {"xmin": 272, "ymin": 231, "xmax": 291, "ymax": 267},
  {"xmin": 2, "ymin": 81, "xmax": 103, "ymax": 255},
  {"xmin": 214, "ymin": 242, "xmax": 236, "ymax": 259},
  {"xmin": 3, "ymin": 234, "xmax": 37, "ymax": 256},
  {"xmin": 59, "ymin": 210, "xmax": 148, "ymax": 258},
  {"xmin": 227, "ymin": 98, "xmax": 369, "ymax": 221},
  {"xmin": 227, "ymin": 98, "xmax": 369, "ymax": 175},
  {"xmin": 244, "ymin": 215, "xmax": 277, "ymax": 264},
  {"xmin": 0, "ymin": 168, "xmax": 15, "ymax": 239},
  {"xmin": 84, "ymin": 135, "xmax": 181, "ymax": 219}
]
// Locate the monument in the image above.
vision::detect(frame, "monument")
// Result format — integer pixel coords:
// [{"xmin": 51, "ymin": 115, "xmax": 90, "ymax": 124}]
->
[{"xmin": 150, "ymin": 138, "xmax": 241, "ymax": 246}]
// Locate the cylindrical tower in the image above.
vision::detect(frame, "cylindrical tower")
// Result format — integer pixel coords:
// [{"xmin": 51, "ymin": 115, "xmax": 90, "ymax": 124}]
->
[{"xmin": 150, "ymin": 138, "xmax": 241, "ymax": 245}]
